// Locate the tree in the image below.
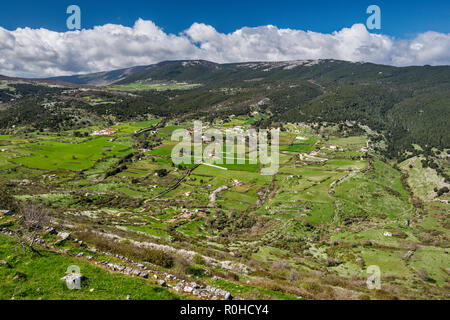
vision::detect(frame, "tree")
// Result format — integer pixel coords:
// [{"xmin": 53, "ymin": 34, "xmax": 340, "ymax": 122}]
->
[
  {"xmin": 437, "ymin": 187, "xmax": 449, "ymax": 197},
  {"xmin": 155, "ymin": 169, "xmax": 168, "ymax": 177},
  {"xmin": 17, "ymin": 204, "xmax": 50, "ymax": 253}
]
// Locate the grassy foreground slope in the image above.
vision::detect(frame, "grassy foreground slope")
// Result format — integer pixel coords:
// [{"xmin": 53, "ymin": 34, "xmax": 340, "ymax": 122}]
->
[{"xmin": 0, "ymin": 234, "xmax": 184, "ymax": 300}]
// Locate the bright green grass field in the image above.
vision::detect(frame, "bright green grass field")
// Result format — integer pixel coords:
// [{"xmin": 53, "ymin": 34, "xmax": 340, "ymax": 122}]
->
[
  {"xmin": 328, "ymin": 136, "xmax": 367, "ymax": 149},
  {"xmin": 283, "ymin": 144, "xmax": 316, "ymax": 153},
  {"xmin": 112, "ymin": 120, "xmax": 160, "ymax": 135},
  {"xmin": 150, "ymin": 143, "xmax": 262, "ymax": 172},
  {"xmin": 333, "ymin": 160, "xmax": 411, "ymax": 218},
  {"xmin": 125, "ymin": 225, "xmax": 171, "ymax": 240},
  {"xmin": 12, "ymin": 137, "xmax": 130, "ymax": 171},
  {"xmin": 0, "ymin": 234, "xmax": 184, "ymax": 300},
  {"xmin": 409, "ymin": 246, "xmax": 450, "ymax": 286}
]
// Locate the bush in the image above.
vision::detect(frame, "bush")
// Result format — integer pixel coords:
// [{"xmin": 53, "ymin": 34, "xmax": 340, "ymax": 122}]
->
[
  {"xmin": 437, "ymin": 187, "xmax": 449, "ymax": 197},
  {"xmin": 143, "ymin": 249, "xmax": 174, "ymax": 268},
  {"xmin": 172, "ymin": 255, "xmax": 192, "ymax": 277},
  {"xmin": 155, "ymin": 169, "xmax": 168, "ymax": 177},
  {"xmin": 0, "ymin": 185, "xmax": 20, "ymax": 213},
  {"xmin": 73, "ymin": 231, "xmax": 174, "ymax": 268},
  {"xmin": 272, "ymin": 260, "xmax": 289, "ymax": 271},
  {"xmin": 417, "ymin": 268, "xmax": 432, "ymax": 282},
  {"xmin": 193, "ymin": 254, "xmax": 206, "ymax": 265},
  {"xmin": 187, "ymin": 266, "xmax": 206, "ymax": 277},
  {"xmin": 226, "ymin": 272, "xmax": 239, "ymax": 282},
  {"xmin": 302, "ymin": 281, "xmax": 322, "ymax": 294}
]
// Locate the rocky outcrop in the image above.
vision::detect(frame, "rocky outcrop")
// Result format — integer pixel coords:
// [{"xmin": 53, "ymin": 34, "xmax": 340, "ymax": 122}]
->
[
  {"xmin": 173, "ymin": 281, "xmax": 237, "ymax": 300},
  {"xmin": 209, "ymin": 185, "xmax": 228, "ymax": 204}
]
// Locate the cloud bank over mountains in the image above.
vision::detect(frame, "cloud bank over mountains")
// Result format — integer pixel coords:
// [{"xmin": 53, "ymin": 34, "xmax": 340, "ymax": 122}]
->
[{"xmin": 0, "ymin": 19, "xmax": 449, "ymax": 77}]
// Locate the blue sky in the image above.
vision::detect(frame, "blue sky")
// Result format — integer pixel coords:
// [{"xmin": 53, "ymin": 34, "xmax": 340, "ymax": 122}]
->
[{"xmin": 1, "ymin": 0, "xmax": 448, "ymax": 38}]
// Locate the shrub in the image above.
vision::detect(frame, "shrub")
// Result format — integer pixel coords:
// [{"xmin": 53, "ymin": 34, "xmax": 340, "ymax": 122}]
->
[
  {"xmin": 155, "ymin": 169, "xmax": 168, "ymax": 177},
  {"xmin": 187, "ymin": 266, "xmax": 206, "ymax": 277},
  {"xmin": 226, "ymin": 272, "xmax": 240, "ymax": 282},
  {"xmin": 302, "ymin": 281, "xmax": 322, "ymax": 295},
  {"xmin": 288, "ymin": 270, "xmax": 301, "ymax": 282},
  {"xmin": 0, "ymin": 185, "xmax": 20, "ymax": 213},
  {"xmin": 272, "ymin": 260, "xmax": 290, "ymax": 270},
  {"xmin": 417, "ymin": 268, "xmax": 432, "ymax": 282},
  {"xmin": 172, "ymin": 255, "xmax": 192, "ymax": 277},
  {"xmin": 193, "ymin": 254, "xmax": 206, "ymax": 265},
  {"xmin": 73, "ymin": 231, "xmax": 174, "ymax": 268}
]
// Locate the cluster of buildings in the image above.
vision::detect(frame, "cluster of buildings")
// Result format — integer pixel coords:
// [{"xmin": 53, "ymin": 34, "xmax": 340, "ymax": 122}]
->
[
  {"xmin": 91, "ymin": 129, "xmax": 117, "ymax": 136},
  {"xmin": 175, "ymin": 208, "xmax": 210, "ymax": 220}
]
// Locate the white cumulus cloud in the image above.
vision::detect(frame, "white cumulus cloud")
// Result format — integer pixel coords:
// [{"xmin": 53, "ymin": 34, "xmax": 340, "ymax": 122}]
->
[{"xmin": 0, "ymin": 19, "xmax": 449, "ymax": 77}]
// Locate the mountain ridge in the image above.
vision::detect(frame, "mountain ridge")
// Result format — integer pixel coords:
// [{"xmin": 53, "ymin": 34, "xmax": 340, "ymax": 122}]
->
[{"xmin": 42, "ymin": 59, "xmax": 450, "ymax": 87}]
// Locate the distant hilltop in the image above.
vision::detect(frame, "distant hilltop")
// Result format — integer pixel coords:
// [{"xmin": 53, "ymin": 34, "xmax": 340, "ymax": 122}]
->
[{"xmin": 41, "ymin": 59, "xmax": 449, "ymax": 87}]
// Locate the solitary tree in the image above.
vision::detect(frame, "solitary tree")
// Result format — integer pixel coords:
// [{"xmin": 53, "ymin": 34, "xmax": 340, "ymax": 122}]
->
[{"xmin": 17, "ymin": 203, "xmax": 50, "ymax": 253}]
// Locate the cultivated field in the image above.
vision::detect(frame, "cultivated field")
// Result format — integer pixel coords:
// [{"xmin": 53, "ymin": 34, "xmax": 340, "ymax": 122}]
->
[{"xmin": 1, "ymin": 116, "xmax": 449, "ymax": 300}]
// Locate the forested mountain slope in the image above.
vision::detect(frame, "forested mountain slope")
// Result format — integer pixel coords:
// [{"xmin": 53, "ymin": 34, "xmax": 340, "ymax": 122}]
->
[{"xmin": 0, "ymin": 59, "xmax": 448, "ymax": 158}]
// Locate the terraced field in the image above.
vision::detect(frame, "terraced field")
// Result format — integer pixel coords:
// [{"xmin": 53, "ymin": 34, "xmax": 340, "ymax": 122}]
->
[{"xmin": 1, "ymin": 116, "xmax": 449, "ymax": 300}]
